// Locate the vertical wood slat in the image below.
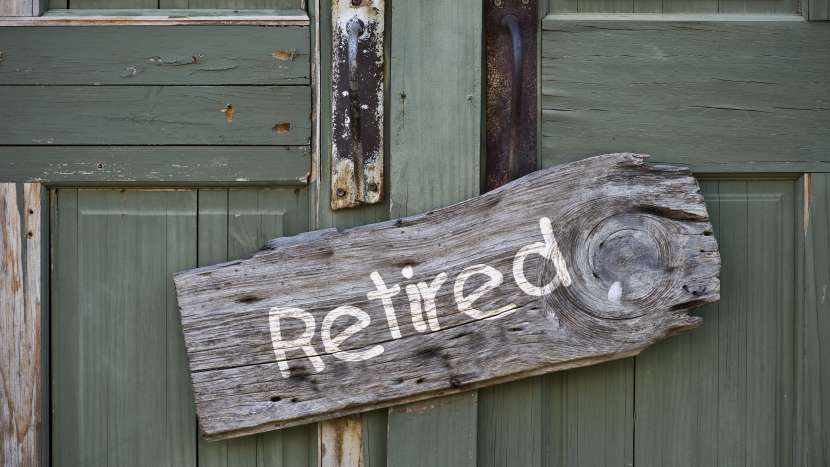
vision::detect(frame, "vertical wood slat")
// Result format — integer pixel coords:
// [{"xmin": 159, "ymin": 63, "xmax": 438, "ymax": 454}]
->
[
  {"xmin": 805, "ymin": 0, "xmax": 830, "ymax": 19},
  {"xmin": 197, "ymin": 188, "xmax": 316, "ymax": 467},
  {"xmin": 632, "ymin": 180, "xmax": 797, "ymax": 467},
  {"xmin": 383, "ymin": 0, "xmax": 482, "ymax": 465},
  {"xmin": 319, "ymin": 416, "xmax": 362, "ymax": 467},
  {"xmin": 0, "ymin": 183, "xmax": 44, "ymax": 467},
  {"xmin": 51, "ymin": 190, "xmax": 198, "ymax": 467},
  {"xmin": 797, "ymin": 174, "xmax": 830, "ymax": 466}
]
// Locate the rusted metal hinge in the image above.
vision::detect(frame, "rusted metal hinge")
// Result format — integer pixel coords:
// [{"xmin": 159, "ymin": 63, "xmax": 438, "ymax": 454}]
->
[
  {"xmin": 486, "ymin": 0, "xmax": 538, "ymax": 191},
  {"xmin": 331, "ymin": 0, "xmax": 384, "ymax": 210}
]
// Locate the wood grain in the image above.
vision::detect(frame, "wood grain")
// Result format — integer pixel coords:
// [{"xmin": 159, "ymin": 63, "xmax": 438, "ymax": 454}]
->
[
  {"xmin": 0, "ymin": 86, "xmax": 310, "ymax": 145},
  {"xmin": 385, "ymin": 0, "xmax": 484, "ymax": 462},
  {"xmin": 797, "ymin": 174, "xmax": 830, "ymax": 467},
  {"xmin": 541, "ymin": 21, "xmax": 830, "ymax": 170},
  {"xmin": 174, "ymin": 153, "xmax": 721, "ymax": 440},
  {"xmin": 0, "ymin": 146, "xmax": 310, "ymax": 186},
  {"xmin": 1, "ymin": 183, "xmax": 43, "ymax": 467},
  {"xmin": 0, "ymin": 26, "xmax": 309, "ymax": 85}
]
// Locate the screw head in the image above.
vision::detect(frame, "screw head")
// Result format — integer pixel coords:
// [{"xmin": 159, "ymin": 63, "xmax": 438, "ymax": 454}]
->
[
  {"xmin": 351, "ymin": 0, "xmax": 361, "ymax": 6},
  {"xmin": 368, "ymin": 183, "xmax": 378, "ymax": 192},
  {"xmin": 336, "ymin": 188, "xmax": 347, "ymax": 198},
  {"xmin": 494, "ymin": 0, "xmax": 503, "ymax": 6}
]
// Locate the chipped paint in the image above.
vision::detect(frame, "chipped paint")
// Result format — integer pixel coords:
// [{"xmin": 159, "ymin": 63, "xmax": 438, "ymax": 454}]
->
[
  {"xmin": 120, "ymin": 65, "xmax": 142, "ymax": 78},
  {"xmin": 272, "ymin": 122, "xmax": 291, "ymax": 134},
  {"xmin": 221, "ymin": 104, "xmax": 235, "ymax": 123},
  {"xmin": 272, "ymin": 49, "xmax": 297, "ymax": 61},
  {"xmin": 330, "ymin": 0, "xmax": 384, "ymax": 210},
  {"xmin": 804, "ymin": 172, "xmax": 812, "ymax": 236}
]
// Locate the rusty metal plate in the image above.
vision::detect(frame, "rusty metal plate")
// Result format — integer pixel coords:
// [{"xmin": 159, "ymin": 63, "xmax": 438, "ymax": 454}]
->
[
  {"xmin": 486, "ymin": 0, "xmax": 538, "ymax": 191},
  {"xmin": 331, "ymin": 0, "xmax": 385, "ymax": 210}
]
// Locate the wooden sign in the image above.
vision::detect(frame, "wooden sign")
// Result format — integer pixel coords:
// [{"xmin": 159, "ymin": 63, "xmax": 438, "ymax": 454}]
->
[{"xmin": 174, "ymin": 153, "xmax": 721, "ymax": 441}]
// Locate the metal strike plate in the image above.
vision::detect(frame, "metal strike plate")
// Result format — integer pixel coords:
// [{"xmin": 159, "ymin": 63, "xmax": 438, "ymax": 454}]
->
[
  {"xmin": 331, "ymin": 0, "xmax": 385, "ymax": 210},
  {"xmin": 485, "ymin": 0, "xmax": 538, "ymax": 191}
]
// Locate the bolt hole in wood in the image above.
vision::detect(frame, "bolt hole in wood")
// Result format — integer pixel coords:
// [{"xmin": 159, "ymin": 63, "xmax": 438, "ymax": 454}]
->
[{"xmin": 173, "ymin": 154, "xmax": 720, "ymax": 439}]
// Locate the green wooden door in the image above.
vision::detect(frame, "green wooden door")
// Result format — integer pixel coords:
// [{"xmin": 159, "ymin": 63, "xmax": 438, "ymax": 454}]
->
[
  {"xmin": 50, "ymin": 188, "xmax": 317, "ymax": 467},
  {"xmin": 36, "ymin": 0, "xmax": 830, "ymax": 465}
]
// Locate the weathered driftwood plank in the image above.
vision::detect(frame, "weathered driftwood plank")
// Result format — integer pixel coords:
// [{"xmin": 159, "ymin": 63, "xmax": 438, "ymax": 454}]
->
[
  {"xmin": 1, "ymin": 183, "xmax": 43, "ymax": 467},
  {"xmin": 174, "ymin": 153, "xmax": 721, "ymax": 441}
]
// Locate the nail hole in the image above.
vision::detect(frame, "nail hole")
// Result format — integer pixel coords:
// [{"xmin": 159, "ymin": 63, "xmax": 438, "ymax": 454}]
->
[{"xmin": 272, "ymin": 122, "xmax": 291, "ymax": 134}]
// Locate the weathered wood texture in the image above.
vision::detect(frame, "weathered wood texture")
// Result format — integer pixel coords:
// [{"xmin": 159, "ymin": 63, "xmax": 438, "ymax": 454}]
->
[
  {"xmin": 387, "ymin": 393, "xmax": 478, "ymax": 467},
  {"xmin": 806, "ymin": 0, "xmax": 829, "ymax": 18},
  {"xmin": 1, "ymin": 9, "xmax": 308, "ymax": 25},
  {"xmin": 0, "ymin": 26, "xmax": 309, "ymax": 85},
  {"xmin": 388, "ymin": 0, "xmax": 482, "ymax": 217},
  {"xmin": 0, "ymin": 147, "xmax": 310, "ymax": 185},
  {"xmin": 797, "ymin": 174, "xmax": 830, "ymax": 466},
  {"xmin": 330, "ymin": 0, "xmax": 384, "ymax": 210},
  {"xmin": 51, "ymin": 189, "xmax": 198, "ymax": 467},
  {"xmin": 0, "ymin": 183, "xmax": 44, "ymax": 467},
  {"xmin": 319, "ymin": 415, "xmax": 362, "ymax": 467},
  {"xmin": 174, "ymin": 154, "xmax": 721, "ymax": 440},
  {"xmin": 0, "ymin": 0, "xmax": 44, "ymax": 16},
  {"xmin": 45, "ymin": 0, "xmax": 302, "ymax": 10},
  {"xmin": 0, "ymin": 86, "xmax": 310, "ymax": 145},
  {"xmin": 50, "ymin": 188, "xmax": 315, "ymax": 467},
  {"xmin": 385, "ymin": 0, "xmax": 485, "ymax": 462},
  {"xmin": 634, "ymin": 179, "xmax": 796, "ymax": 467},
  {"xmin": 541, "ymin": 21, "xmax": 830, "ymax": 171},
  {"xmin": 548, "ymin": 0, "xmax": 796, "ymax": 14},
  {"xmin": 193, "ymin": 189, "xmax": 316, "ymax": 467}
]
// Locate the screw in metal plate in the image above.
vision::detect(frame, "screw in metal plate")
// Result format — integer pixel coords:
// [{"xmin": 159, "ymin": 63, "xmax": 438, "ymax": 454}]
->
[{"xmin": 336, "ymin": 188, "xmax": 347, "ymax": 198}]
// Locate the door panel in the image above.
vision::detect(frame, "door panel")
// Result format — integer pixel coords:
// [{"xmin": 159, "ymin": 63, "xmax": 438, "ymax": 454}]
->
[
  {"xmin": 50, "ymin": 188, "xmax": 315, "ymax": 467},
  {"xmin": 541, "ymin": 21, "xmax": 830, "ymax": 172},
  {"xmin": 634, "ymin": 180, "xmax": 796, "ymax": 467},
  {"xmin": 51, "ymin": 189, "xmax": 198, "ymax": 467},
  {"xmin": 475, "ymin": 178, "xmax": 801, "ymax": 466}
]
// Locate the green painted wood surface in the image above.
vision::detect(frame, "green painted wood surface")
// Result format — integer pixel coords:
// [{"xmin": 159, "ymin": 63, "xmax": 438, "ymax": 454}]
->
[
  {"xmin": 0, "ymin": 147, "xmax": 310, "ymax": 185},
  {"xmin": 48, "ymin": 0, "xmax": 301, "ymax": 10},
  {"xmin": 797, "ymin": 174, "xmax": 830, "ymax": 466},
  {"xmin": 50, "ymin": 188, "xmax": 315, "ymax": 467},
  {"xmin": 478, "ymin": 379, "xmax": 542, "ymax": 467},
  {"xmin": 807, "ymin": 0, "xmax": 829, "ymax": 18},
  {"xmin": 382, "ymin": 0, "xmax": 483, "ymax": 465},
  {"xmin": 0, "ymin": 26, "xmax": 309, "ymax": 85},
  {"xmin": 51, "ymin": 189, "xmax": 198, "ymax": 467},
  {"xmin": 541, "ymin": 21, "xmax": 830, "ymax": 170},
  {"xmin": 543, "ymin": 361, "xmax": 634, "ymax": 467},
  {"xmin": 0, "ymin": 86, "xmax": 310, "ymax": 145},
  {"xmin": 195, "ymin": 188, "xmax": 316, "ymax": 467},
  {"xmin": 387, "ymin": 393, "xmax": 478, "ymax": 467},
  {"xmin": 634, "ymin": 179, "xmax": 796, "ymax": 467},
  {"xmin": 548, "ymin": 0, "xmax": 795, "ymax": 14}
]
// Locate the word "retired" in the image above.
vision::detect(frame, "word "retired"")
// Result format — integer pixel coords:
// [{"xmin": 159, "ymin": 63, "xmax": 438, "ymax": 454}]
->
[{"xmin": 268, "ymin": 217, "xmax": 571, "ymax": 378}]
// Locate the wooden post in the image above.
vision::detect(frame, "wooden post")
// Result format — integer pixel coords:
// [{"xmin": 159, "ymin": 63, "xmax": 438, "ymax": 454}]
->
[
  {"xmin": 319, "ymin": 415, "xmax": 363, "ymax": 467},
  {"xmin": 1, "ymin": 183, "xmax": 44, "ymax": 467}
]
